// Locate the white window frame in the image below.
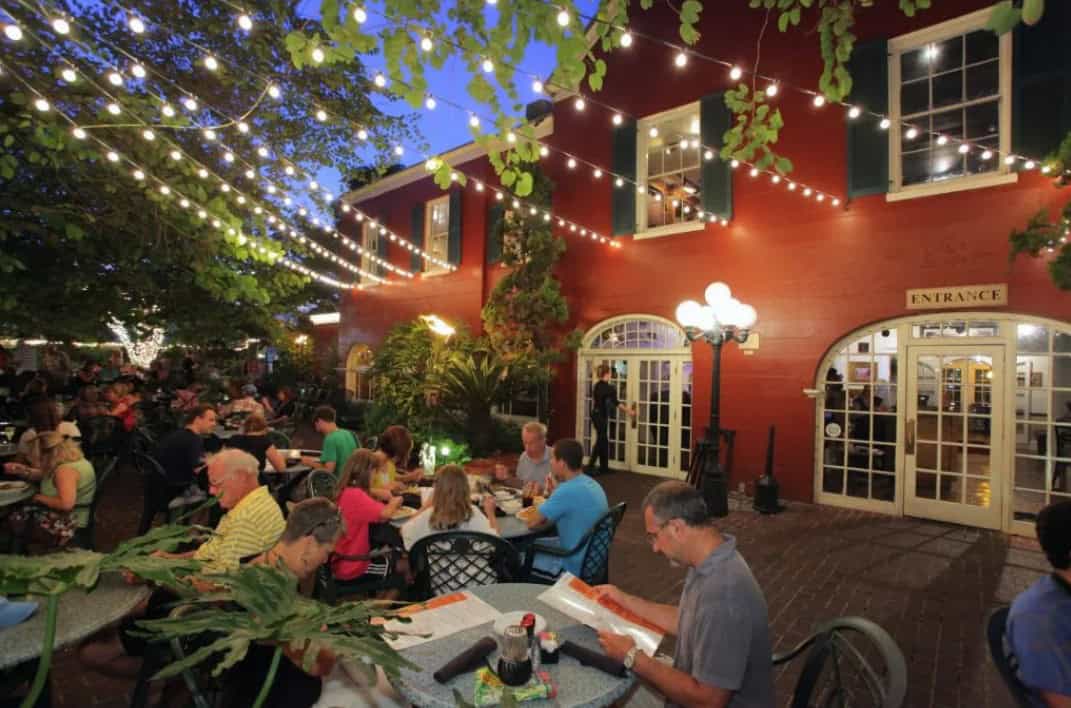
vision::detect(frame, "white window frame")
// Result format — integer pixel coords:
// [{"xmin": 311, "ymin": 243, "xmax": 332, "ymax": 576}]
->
[
  {"xmin": 635, "ymin": 101, "xmax": 706, "ymax": 240},
  {"xmin": 423, "ymin": 195, "xmax": 449, "ymax": 275},
  {"xmin": 887, "ymin": 7, "xmax": 1016, "ymax": 202},
  {"xmin": 359, "ymin": 222, "xmax": 380, "ymax": 286}
]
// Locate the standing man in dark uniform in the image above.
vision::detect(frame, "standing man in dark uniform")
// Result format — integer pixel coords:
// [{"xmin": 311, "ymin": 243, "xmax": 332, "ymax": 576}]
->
[{"xmin": 587, "ymin": 364, "xmax": 635, "ymax": 476}]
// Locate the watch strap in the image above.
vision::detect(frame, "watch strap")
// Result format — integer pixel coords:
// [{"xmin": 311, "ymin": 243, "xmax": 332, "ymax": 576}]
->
[{"xmin": 623, "ymin": 646, "xmax": 641, "ymax": 670}]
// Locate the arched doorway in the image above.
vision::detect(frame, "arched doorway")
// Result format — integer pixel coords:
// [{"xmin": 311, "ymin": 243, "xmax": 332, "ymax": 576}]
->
[
  {"xmin": 814, "ymin": 312, "xmax": 1071, "ymax": 534},
  {"xmin": 344, "ymin": 344, "xmax": 374, "ymax": 401},
  {"xmin": 576, "ymin": 315, "xmax": 692, "ymax": 477}
]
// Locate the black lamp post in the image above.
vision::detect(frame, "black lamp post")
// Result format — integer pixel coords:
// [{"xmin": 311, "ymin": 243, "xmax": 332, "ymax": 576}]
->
[{"xmin": 676, "ymin": 283, "xmax": 757, "ymax": 517}]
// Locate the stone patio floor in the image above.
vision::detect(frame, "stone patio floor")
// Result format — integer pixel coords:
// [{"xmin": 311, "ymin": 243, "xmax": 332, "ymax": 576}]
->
[{"xmin": 37, "ymin": 461, "xmax": 1042, "ymax": 707}]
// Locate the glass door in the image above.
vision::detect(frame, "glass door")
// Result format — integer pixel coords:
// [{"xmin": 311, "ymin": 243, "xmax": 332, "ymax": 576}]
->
[
  {"xmin": 580, "ymin": 358, "xmax": 628, "ymax": 470},
  {"xmin": 905, "ymin": 345, "xmax": 1004, "ymax": 529},
  {"xmin": 629, "ymin": 359, "xmax": 686, "ymax": 477}
]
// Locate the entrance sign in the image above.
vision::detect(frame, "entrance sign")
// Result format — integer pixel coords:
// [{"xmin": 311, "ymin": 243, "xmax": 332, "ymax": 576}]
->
[{"xmin": 906, "ymin": 283, "xmax": 1007, "ymax": 310}]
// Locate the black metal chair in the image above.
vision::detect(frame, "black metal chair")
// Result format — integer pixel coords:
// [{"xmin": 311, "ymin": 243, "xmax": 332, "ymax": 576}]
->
[
  {"xmin": 313, "ymin": 547, "xmax": 402, "ymax": 604},
  {"xmin": 80, "ymin": 415, "xmax": 120, "ymax": 459},
  {"xmin": 305, "ymin": 469, "xmax": 337, "ymax": 499},
  {"xmin": 986, "ymin": 606, "xmax": 1034, "ymax": 708},
  {"xmin": 409, "ymin": 531, "xmax": 522, "ymax": 600},
  {"xmin": 71, "ymin": 456, "xmax": 117, "ymax": 551},
  {"xmin": 134, "ymin": 451, "xmax": 205, "ymax": 534},
  {"xmin": 131, "ymin": 605, "xmax": 222, "ymax": 708},
  {"xmin": 523, "ymin": 501, "xmax": 627, "ymax": 585},
  {"xmin": 773, "ymin": 616, "xmax": 907, "ymax": 708},
  {"xmin": 266, "ymin": 429, "xmax": 291, "ymax": 450}
]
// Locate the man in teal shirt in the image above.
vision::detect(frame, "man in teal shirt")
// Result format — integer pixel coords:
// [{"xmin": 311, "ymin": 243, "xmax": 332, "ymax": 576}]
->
[{"xmin": 301, "ymin": 405, "xmax": 358, "ymax": 476}]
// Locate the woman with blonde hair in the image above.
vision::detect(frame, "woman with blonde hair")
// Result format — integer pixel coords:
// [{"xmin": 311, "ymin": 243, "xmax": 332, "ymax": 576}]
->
[
  {"xmin": 401, "ymin": 465, "xmax": 499, "ymax": 551},
  {"xmin": 4, "ymin": 431, "xmax": 96, "ymax": 547},
  {"xmin": 332, "ymin": 449, "xmax": 404, "ymax": 584}
]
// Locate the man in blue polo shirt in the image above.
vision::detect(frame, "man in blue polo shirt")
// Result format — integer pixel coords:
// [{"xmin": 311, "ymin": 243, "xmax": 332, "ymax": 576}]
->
[
  {"xmin": 524, "ymin": 438, "xmax": 608, "ymax": 577},
  {"xmin": 1007, "ymin": 500, "xmax": 1071, "ymax": 707}
]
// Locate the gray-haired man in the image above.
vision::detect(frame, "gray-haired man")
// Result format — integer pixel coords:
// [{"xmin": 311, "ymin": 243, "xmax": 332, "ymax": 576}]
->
[
  {"xmin": 494, "ymin": 421, "xmax": 553, "ymax": 493},
  {"xmin": 595, "ymin": 481, "xmax": 773, "ymax": 707}
]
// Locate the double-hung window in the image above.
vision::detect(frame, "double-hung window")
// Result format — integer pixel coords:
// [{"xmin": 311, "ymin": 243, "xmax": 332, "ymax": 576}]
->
[
  {"xmin": 635, "ymin": 103, "xmax": 703, "ymax": 236},
  {"xmin": 359, "ymin": 222, "xmax": 379, "ymax": 283},
  {"xmin": 888, "ymin": 9, "xmax": 1013, "ymax": 199},
  {"xmin": 424, "ymin": 196, "xmax": 449, "ymax": 274}
]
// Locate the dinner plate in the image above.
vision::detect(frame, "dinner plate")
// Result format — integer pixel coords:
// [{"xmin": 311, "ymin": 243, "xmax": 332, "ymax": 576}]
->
[
  {"xmin": 493, "ymin": 611, "xmax": 547, "ymax": 637},
  {"xmin": 0, "ymin": 481, "xmax": 29, "ymax": 492},
  {"xmin": 516, "ymin": 506, "xmax": 540, "ymax": 523},
  {"xmin": 391, "ymin": 506, "xmax": 418, "ymax": 521}
]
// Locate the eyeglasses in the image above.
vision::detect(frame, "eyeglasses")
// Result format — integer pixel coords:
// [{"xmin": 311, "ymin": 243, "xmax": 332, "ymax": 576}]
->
[{"xmin": 645, "ymin": 519, "xmax": 674, "ymax": 546}]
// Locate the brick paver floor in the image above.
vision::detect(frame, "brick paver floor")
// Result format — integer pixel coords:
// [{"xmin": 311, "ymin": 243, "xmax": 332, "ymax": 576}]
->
[{"xmin": 33, "ymin": 457, "xmax": 1039, "ymax": 707}]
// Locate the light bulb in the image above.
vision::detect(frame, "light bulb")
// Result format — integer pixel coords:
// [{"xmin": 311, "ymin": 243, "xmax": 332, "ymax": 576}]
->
[
  {"xmin": 220, "ymin": 184, "xmax": 231, "ymax": 192},
  {"xmin": 574, "ymin": 97, "xmax": 585, "ymax": 111},
  {"xmin": 557, "ymin": 9, "xmax": 570, "ymax": 26},
  {"xmin": 1005, "ymin": 155, "xmax": 1016, "ymax": 166},
  {"xmin": 803, "ymin": 187, "xmax": 813, "ymax": 196},
  {"xmin": 612, "ymin": 113, "xmax": 623, "ymax": 126},
  {"xmin": 142, "ymin": 129, "xmax": 155, "ymax": 141},
  {"xmin": 981, "ymin": 149, "xmax": 993, "ymax": 160},
  {"xmin": 224, "ymin": 152, "xmax": 234, "ymax": 162},
  {"xmin": 674, "ymin": 51, "xmax": 688, "ymax": 68},
  {"xmin": 169, "ymin": 150, "xmax": 181, "ymax": 160},
  {"xmin": 832, "ymin": 198, "xmax": 841, "ymax": 206},
  {"xmin": 765, "ymin": 83, "xmax": 778, "ymax": 97},
  {"xmin": 133, "ymin": 169, "xmax": 145, "ymax": 180},
  {"xmin": 619, "ymin": 31, "xmax": 632, "ymax": 47},
  {"xmin": 749, "ymin": 167, "xmax": 759, "ymax": 178},
  {"xmin": 309, "ymin": 180, "xmax": 318, "ymax": 190},
  {"xmin": 532, "ymin": 79, "xmax": 543, "ymax": 94},
  {"xmin": 72, "ymin": 127, "xmax": 86, "ymax": 139},
  {"xmin": 107, "ymin": 71, "xmax": 123, "ymax": 86},
  {"xmin": 480, "ymin": 57, "xmax": 495, "ymax": 73},
  {"xmin": 4, "ymin": 24, "xmax": 23, "ymax": 41},
  {"xmin": 285, "ymin": 165, "xmax": 295, "ymax": 175},
  {"xmin": 649, "ymin": 127, "xmax": 659, "ymax": 138},
  {"xmin": 394, "ymin": 145, "xmax": 404, "ymax": 156},
  {"xmin": 729, "ymin": 66, "xmax": 742, "ymax": 80},
  {"xmin": 567, "ymin": 158, "xmax": 577, "ymax": 169},
  {"xmin": 958, "ymin": 143, "xmax": 970, "ymax": 154},
  {"xmin": 257, "ymin": 146, "xmax": 269, "ymax": 157},
  {"xmin": 615, "ymin": 177, "xmax": 624, "ymax": 187},
  {"xmin": 594, "ymin": 168, "xmax": 603, "ymax": 178},
  {"xmin": 373, "ymin": 73, "xmax": 387, "ymax": 87},
  {"xmin": 816, "ymin": 193, "xmax": 825, "ymax": 202},
  {"xmin": 131, "ymin": 64, "xmax": 146, "ymax": 78},
  {"xmin": 469, "ymin": 114, "xmax": 479, "ymax": 128},
  {"xmin": 204, "ymin": 55, "xmax": 219, "ymax": 71},
  {"xmin": 315, "ymin": 109, "xmax": 327, "ymax": 121},
  {"xmin": 238, "ymin": 14, "xmax": 253, "ymax": 31},
  {"xmin": 539, "ymin": 145, "xmax": 549, "ymax": 157},
  {"xmin": 788, "ymin": 182, "xmax": 796, "ymax": 190},
  {"xmin": 353, "ymin": 6, "xmax": 367, "ymax": 22},
  {"xmin": 203, "ymin": 128, "xmax": 217, "ymax": 140},
  {"xmin": 107, "ymin": 102, "xmax": 121, "ymax": 115},
  {"xmin": 736, "ymin": 304, "xmax": 757, "ymax": 329},
  {"xmin": 310, "ymin": 47, "xmax": 324, "ymax": 63},
  {"xmin": 848, "ymin": 106, "xmax": 861, "ymax": 119},
  {"xmin": 198, "ymin": 168, "xmax": 208, "ymax": 178},
  {"xmin": 61, "ymin": 68, "xmax": 77, "ymax": 82},
  {"xmin": 128, "ymin": 16, "xmax": 145, "ymax": 34},
  {"xmin": 197, "ymin": 209, "xmax": 207, "ymax": 218},
  {"xmin": 730, "ymin": 159, "xmax": 739, "ymax": 168},
  {"xmin": 183, "ymin": 97, "xmax": 198, "ymax": 110},
  {"xmin": 771, "ymin": 175, "xmax": 781, "ymax": 184},
  {"xmin": 425, "ymin": 96, "xmax": 436, "ymax": 110},
  {"xmin": 267, "ymin": 84, "xmax": 280, "ymax": 99},
  {"xmin": 813, "ymin": 94, "xmax": 825, "ymax": 108},
  {"xmin": 879, "ymin": 118, "xmax": 891, "ymax": 130},
  {"xmin": 237, "ymin": 121, "xmax": 249, "ymax": 133},
  {"xmin": 106, "ymin": 151, "xmax": 119, "ymax": 162},
  {"xmin": 180, "ymin": 198, "xmax": 190, "ymax": 208},
  {"xmin": 357, "ymin": 129, "xmax": 368, "ymax": 140},
  {"xmin": 267, "ymin": 184, "xmax": 276, "ymax": 193},
  {"xmin": 1024, "ymin": 160, "xmax": 1036, "ymax": 170},
  {"xmin": 52, "ymin": 18, "xmax": 70, "ymax": 35},
  {"xmin": 159, "ymin": 185, "xmax": 170, "ymax": 195},
  {"xmin": 244, "ymin": 168, "xmax": 254, "ymax": 179},
  {"xmin": 506, "ymin": 131, "xmax": 516, "ymax": 143},
  {"xmin": 420, "ymin": 36, "xmax": 433, "ymax": 52},
  {"xmin": 905, "ymin": 127, "xmax": 918, "ymax": 140}
]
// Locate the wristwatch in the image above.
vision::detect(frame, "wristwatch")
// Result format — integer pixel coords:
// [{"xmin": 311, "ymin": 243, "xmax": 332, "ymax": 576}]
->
[{"xmin": 623, "ymin": 646, "xmax": 641, "ymax": 670}]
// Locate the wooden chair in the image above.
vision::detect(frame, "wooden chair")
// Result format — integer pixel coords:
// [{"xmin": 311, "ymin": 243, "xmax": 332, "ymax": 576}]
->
[
  {"xmin": 773, "ymin": 616, "xmax": 907, "ymax": 708},
  {"xmin": 523, "ymin": 502, "xmax": 627, "ymax": 585},
  {"xmin": 409, "ymin": 531, "xmax": 522, "ymax": 600},
  {"xmin": 986, "ymin": 606, "xmax": 1034, "ymax": 708}
]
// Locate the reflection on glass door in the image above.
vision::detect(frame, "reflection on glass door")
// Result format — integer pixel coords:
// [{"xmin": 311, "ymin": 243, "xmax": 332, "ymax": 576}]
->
[
  {"xmin": 905, "ymin": 346, "xmax": 1004, "ymax": 529},
  {"xmin": 580, "ymin": 358, "xmax": 628, "ymax": 469}
]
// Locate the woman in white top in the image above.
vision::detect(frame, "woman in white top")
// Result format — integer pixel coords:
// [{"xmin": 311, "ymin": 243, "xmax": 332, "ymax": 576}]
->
[{"xmin": 400, "ymin": 464, "xmax": 499, "ymax": 550}]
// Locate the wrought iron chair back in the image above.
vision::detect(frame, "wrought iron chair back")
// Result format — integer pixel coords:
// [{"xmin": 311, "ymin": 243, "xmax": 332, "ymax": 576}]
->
[
  {"xmin": 986, "ymin": 606, "xmax": 1034, "ymax": 708},
  {"xmin": 305, "ymin": 469, "xmax": 337, "ymax": 499},
  {"xmin": 409, "ymin": 531, "xmax": 521, "ymax": 599},
  {"xmin": 772, "ymin": 616, "xmax": 907, "ymax": 708}
]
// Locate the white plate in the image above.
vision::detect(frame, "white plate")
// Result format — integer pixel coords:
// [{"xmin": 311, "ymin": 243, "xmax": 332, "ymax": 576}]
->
[{"xmin": 492, "ymin": 611, "xmax": 547, "ymax": 637}]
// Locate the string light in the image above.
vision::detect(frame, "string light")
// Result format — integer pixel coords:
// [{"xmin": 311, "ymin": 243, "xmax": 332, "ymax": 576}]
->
[
  {"xmin": 107, "ymin": 70, "xmax": 123, "ymax": 86},
  {"xmin": 765, "ymin": 83, "xmax": 778, "ymax": 97},
  {"xmin": 203, "ymin": 55, "xmax": 219, "ymax": 71},
  {"xmin": 424, "ymin": 96, "xmax": 437, "ymax": 110},
  {"xmin": 469, "ymin": 114, "xmax": 480, "ymax": 128},
  {"xmin": 532, "ymin": 79, "xmax": 543, "ymax": 93},
  {"xmin": 4, "ymin": 24, "xmax": 24, "ymax": 41},
  {"xmin": 812, "ymin": 95, "xmax": 825, "ymax": 108},
  {"xmin": 557, "ymin": 9, "xmax": 570, "ymax": 26},
  {"xmin": 373, "ymin": 73, "xmax": 387, "ymax": 87},
  {"xmin": 729, "ymin": 66, "xmax": 742, "ymax": 81},
  {"xmin": 141, "ymin": 128, "xmax": 155, "ymax": 140},
  {"xmin": 612, "ymin": 113, "xmax": 623, "ymax": 126},
  {"xmin": 33, "ymin": 97, "xmax": 49, "ymax": 111},
  {"xmin": 674, "ymin": 51, "xmax": 688, "ymax": 68},
  {"xmin": 183, "ymin": 96, "xmax": 197, "ymax": 110},
  {"xmin": 267, "ymin": 84, "xmax": 280, "ymax": 99},
  {"xmin": 51, "ymin": 18, "xmax": 70, "ymax": 35},
  {"xmin": 130, "ymin": 63, "xmax": 146, "ymax": 78},
  {"xmin": 619, "ymin": 31, "xmax": 632, "ymax": 47},
  {"xmin": 353, "ymin": 6, "xmax": 368, "ymax": 23},
  {"xmin": 71, "ymin": 127, "xmax": 86, "ymax": 139},
  {"xmin": 574, "ymin": 97, "xmax": 585, "ymax": 111},
  {"xmin": 847, "ymin": 106, "xmax": 861, "ymax": 119},
  {"xmin": 237, "ymin": 14, "xmax": 253, "ymax": 31},
  {"xmin": 482, "ymin": 58, "xmax": 494, "ymax": 73},
  {"xmin": 315, "ymin": 108, "xmax": 328, "ymax": 121},
  {"xmin": 420, "ymin": 35, "xmax": 433, "ymax": 52},
  {"xmin": 310, "ymin": 47, "xmax": 325, "ymax": 63},
  {"xmin": 60, "ymin": 67, "xmax": 77, "ymax": 82}
]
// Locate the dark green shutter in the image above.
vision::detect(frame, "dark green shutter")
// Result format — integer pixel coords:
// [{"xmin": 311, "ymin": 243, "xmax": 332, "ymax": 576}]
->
[
  {"xmin": 410, "ymin": 204, "xmax": 424, "ymax": 272},
  {"xmin": 486, "ymin": 202, "xmax": 504, "ymax": 263},
  {"xmin": 376, "ymin": 228, "xmax": 388, "ymax": 277},
  {"xmin": 611, "ymin": 118, "xmax": 637, "ymax": 236},
  {"xmin": 700, "ymin": 92, "xmax": 733, "ymax": 220},
  {"xmin": 1013, "ymin": 4, "xmax": 1071, "ymax": 161},
  {"xmin": 846, "ymin": 39, "xmax": 889, "ymax": 198},
  {"xmin": 448, "ymin": 190, "xmax": 462, "ymax": 266}
]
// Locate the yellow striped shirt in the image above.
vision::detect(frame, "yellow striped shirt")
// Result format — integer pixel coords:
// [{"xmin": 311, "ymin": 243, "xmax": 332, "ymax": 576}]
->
[{"xmin": 194, "ymin": 485, "xmax": 284, "ymax": 573}]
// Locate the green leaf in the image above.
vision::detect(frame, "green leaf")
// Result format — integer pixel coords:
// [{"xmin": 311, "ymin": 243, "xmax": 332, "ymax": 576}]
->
[
  {"xmin": 515, "ymin": 171, "xmax": 533, "ymax": 197},
  {"xmin": 64, "ymin": 223, "xmax": 84, "ymax": 240},
  {"xmin": 986, "ymin": 1, "xmax": 1022, "ymax": 35}
]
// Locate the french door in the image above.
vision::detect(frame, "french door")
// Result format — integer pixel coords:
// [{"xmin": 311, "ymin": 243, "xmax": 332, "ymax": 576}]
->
[
  {"xmin": 578, "ymin": 356, "xmax": 692, "ymax": 477},
  {"xmin": 905, "ymin": 345, "xmax": 1005, "ymax": 529}
]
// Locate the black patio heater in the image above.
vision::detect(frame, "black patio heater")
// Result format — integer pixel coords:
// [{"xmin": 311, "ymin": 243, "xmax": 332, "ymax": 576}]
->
[
  {"xmin": 675, "ymin": 282, "xmax": 757, "ymax": 518},
  {"xmin": 753, "ymin": 425, "xmax": 784, "ymax": 514}
]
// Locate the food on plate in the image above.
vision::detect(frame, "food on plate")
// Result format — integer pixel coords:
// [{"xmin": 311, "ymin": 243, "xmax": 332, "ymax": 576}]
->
[{"xmin": 391, "ymin": 506, "xmax": 418, "ymax": 520}]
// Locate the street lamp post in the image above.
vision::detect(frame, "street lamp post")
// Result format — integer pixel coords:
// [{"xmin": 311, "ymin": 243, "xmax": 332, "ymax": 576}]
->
[{"xmin": 675, "ymin": 282, "xmax": 757, "ymax": 517}]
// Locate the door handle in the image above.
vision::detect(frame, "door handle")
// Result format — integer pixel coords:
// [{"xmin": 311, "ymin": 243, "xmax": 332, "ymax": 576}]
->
[{"xmin": 906, "ymin": 418, "xmax": 916, "ymax": 455}]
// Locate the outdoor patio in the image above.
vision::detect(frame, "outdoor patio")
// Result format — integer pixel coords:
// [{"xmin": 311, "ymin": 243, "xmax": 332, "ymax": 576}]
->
[{"xmin": 44, "ymin": 460, "xmax": 1040, "ymax": 708}]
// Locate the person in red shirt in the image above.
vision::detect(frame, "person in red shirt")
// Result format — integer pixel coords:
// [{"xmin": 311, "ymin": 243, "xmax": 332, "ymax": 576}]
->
[{"xmin": 333, "ymin": 449, "xmax": 404, "ymax": 596}]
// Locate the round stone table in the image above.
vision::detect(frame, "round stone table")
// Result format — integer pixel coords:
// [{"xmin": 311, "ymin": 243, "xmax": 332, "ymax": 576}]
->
[
  {"xmin": 393, "ymin": 583, "xmax": 635, "ymax": 708},
  {"xmin": 0, "ymin": 483, "xmax": 35, "ymax": 509},
  {"xmin": 0, "ymin": 573, "xmax": 150, "ymax": 669}
]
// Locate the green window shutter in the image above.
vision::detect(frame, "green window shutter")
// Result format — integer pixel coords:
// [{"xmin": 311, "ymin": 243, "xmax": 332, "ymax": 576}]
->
[
  {"xmin": 611, "ymin": 118, "xmax": 637, "ymax": 236},
  {"xmin": 448, "ymin": 190, "xmax": 462, "ymax": 266},
  {"xmin": 846, "ymin": 39, "xmax": 889, "ymax": 198},
  {"xmin": 700, "ymin": 92, "xmax": 733, "ymax": 220},
  {"xmin": 486, "ymin": 202, "xmax": 504, "ymax": 264},
  {"xmin": 376, "ymin": 229, "xmax": 388, "ymax": 277},
  {"xmin": 410, "ymin": 204, "xmax": 424, "ymax": 272},
  {"xmin": 1013, "ymin": 4, "xmax": 1071, "ymax": 161}
]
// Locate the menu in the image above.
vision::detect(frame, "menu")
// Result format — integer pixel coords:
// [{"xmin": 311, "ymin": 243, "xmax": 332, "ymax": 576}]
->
[
  {"xmin": 536, "ymin": 573, "xmax": 665, "ymax": 655},
  {"xmin": 382, "ymin": 591, "xmax": 503, "ymax": 650}
]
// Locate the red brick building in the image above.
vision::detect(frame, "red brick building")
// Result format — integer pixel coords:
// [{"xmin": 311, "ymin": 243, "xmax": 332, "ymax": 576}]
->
[{"xmin": 337, "ymin": 0, "xmax": 1071, "ymax": 535}]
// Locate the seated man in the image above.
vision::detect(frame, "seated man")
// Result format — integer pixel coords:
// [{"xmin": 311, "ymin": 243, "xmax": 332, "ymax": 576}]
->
[
  {"xmin": 302, "ymin": 405, "xmax": 357, "ymax": 476},
  {"xmin": 1007, "ymin": 500, "xmax": 1071, "ymax": 707},
  {"xmin": 141, "ymin": 404, "xmax": 217, "ymax": 534},
  {"xmin": 493, "ymin": 421, "xmax": 552, "ymax": 494},
  {"xmin": 80, "ymin": 449, "xmax": 285, "ymax": 679},
  {"xmin": 523, "ymin": 438, "xmax": 608, "ymax": 577},
  {"xmin": 595, "ymin": 481, "xmax": 773, "ymax": 708}
]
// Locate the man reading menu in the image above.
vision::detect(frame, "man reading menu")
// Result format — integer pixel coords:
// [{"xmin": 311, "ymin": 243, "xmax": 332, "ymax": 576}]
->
[{"xmin": 594, "ymin": 481, "xmax": 774, "ymax": 708}]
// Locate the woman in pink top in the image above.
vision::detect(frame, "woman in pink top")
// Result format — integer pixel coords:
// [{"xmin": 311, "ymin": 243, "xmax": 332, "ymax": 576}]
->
[{"xmin": 333, "ymin": 449, "xmax": 403, "ymax": 581}]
